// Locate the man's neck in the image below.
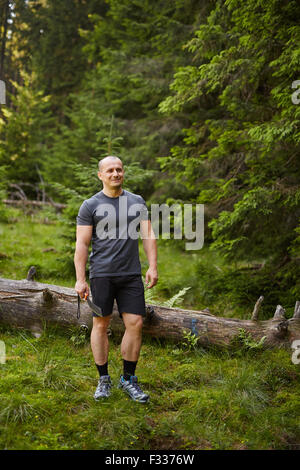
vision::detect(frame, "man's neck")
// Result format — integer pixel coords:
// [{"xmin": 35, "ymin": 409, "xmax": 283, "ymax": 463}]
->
[{"xmin": 102, "ymin": 187, "xmax": 123, "ymax": 198}]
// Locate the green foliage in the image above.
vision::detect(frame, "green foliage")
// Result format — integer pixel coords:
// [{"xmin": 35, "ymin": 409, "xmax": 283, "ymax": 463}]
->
[
  {"xmin": 195, "ymin": 257, "xmax": 300, "ymax": 318},
  {"xmin": 209, "ymin": 188, "xmax": 284, "ymax": 260},
  {"xmin": 68, "ymin": 325, "xmax": 89, "ymax": 348},
  {"xmin": 11, "ymin": 0, "xmax": 108, "ymax": 107},
  {"xmin": 144, "ymin": 279, "xmax": 191, "ymax": 309},
  {"xmin": 232, "ymin": 329, "xmax": 266, "ymax": 355},
  {"xmin": 67, "ymin": 0, "xmax": 208, "ymax": 178},
  {"xmin": 161, "ymin": 287, "xmax": 191, "ymax": 308},
  {"xmin": 181, "ymin": 330, "xmax": 199, "ymax": 351},
  {"xmin": 159, "ymin": 0, "xmax": 300, "ymax": 282},
  {"xmin": 0, "ymin": 72, "xmax": 55, "ymax": 191},
  {"xmin": 0, "ymin": 165, "xmax": 10, "ymax": 222}
]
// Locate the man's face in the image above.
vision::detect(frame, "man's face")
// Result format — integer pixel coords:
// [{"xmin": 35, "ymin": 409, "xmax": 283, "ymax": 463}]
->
[{"xmin": 98, "ymin": 159, "xmax": 124, "ymax": 190}]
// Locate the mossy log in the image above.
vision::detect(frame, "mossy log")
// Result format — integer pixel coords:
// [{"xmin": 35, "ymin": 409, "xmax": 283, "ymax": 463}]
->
[{"xmin": 0, "ymin": 277, "xmax": 300, "ymax": 349}]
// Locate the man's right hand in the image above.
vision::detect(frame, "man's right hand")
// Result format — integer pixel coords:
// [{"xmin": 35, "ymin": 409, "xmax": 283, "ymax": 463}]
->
[{"xmin": 75, "ymin": 280, "xmax": 90, "ymax": 299}]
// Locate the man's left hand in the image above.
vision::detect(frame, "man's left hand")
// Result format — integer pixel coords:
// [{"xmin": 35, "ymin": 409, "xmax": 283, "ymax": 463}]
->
[{"xmin": 145, "ymin": 267, "xmax": 158, "ymax": 289}]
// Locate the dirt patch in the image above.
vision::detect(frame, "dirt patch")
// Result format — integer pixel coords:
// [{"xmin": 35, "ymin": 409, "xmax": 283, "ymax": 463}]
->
[
  {"xmin": 148, "ymin": 436, "xmax": 186, "ymax": 450},
  {"xmin": 148, "ymin": 435, "xmax": 211, "ymax": 450}
]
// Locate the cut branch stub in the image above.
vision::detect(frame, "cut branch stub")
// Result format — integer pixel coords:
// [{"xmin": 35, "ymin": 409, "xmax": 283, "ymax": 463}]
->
[
  {"xmin": 293, "ymin": 301, "xmax": 300, "ymax": 319},
  {"xmin": 26, "ymin": 266, "xmax": 36, "ymax": 281},
  {"xmin": 251, "ymin": 296, "xmax": 264, "ymax": 321},
  {"xmin": 273, "ymin": 305, "xmax": 286, "ymax": 320}
]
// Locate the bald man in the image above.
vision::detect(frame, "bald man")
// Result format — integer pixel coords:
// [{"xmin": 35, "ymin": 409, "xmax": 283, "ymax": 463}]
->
[{"xmin": 74, "ymin": 156, "xmax": 158, "ymax": 403}]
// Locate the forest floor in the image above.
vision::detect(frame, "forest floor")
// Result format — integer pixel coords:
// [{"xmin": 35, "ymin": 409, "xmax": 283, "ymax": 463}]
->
[{"xmin": 0, "ymin": 209, "xmax": 299, "ymax": 450}]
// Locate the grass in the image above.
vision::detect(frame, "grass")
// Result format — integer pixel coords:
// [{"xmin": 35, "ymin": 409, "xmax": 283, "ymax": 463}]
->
[
  {"xmin": 0, "ymin": 324, "xmax": 299, "ymax": 450},
  {"xmin": 0, "ymin": 209, "xmax": 300, "ymax": 450},
  {"xmin": 0, "ymin": 207, "xmax": 73, "ymax": 287}
]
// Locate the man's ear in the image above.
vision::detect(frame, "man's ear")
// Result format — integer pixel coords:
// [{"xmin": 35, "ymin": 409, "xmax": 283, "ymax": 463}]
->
[{"xmin": 97, "ymin": 171, "xmax": 102, "ymax": 180}]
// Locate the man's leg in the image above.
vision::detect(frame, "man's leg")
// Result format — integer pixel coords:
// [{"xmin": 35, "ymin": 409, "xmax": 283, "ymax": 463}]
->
[
  {"xmin": 120, "ymin": 313, "xmax": 143, "ymax": 362},
  {"xmin": 91, "ymin": 315, "xmax": 112, "ymax": 365},
  {"xmin": 119, "ymin": 313, "xmax": 149, "ymax": 403},
  {"xmin": 91, "ymin": 315, "xmax": 112, "ymax": 400}
]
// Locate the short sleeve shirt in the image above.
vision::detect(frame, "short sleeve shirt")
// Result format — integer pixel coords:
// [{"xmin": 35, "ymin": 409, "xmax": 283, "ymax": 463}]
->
[{"xmin": 76, "ymin": 189, "xmax": 149, "ymax": 278}]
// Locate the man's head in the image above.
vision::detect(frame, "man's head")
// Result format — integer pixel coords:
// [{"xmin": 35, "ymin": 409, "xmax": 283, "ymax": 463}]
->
[{"xmin": 98, "ymin": 156, "xmax": 124, "ymax": 191}]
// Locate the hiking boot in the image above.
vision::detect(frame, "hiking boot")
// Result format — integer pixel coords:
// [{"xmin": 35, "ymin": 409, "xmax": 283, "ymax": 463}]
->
[
  {"xmin": 118, "ymin": 375, "xmax": 149, "ymax": 403},
  {"xmin": 94, "ymin": 375, "xmax": 112, "ymax": 400}
]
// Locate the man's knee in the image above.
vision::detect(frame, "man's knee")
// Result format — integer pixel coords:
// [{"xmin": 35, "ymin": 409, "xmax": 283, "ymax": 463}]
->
[
  {"xmin": 123, "ymin": 313, "xmax": 143, "ymax": 332},
  {"xmin": 92, "ymin": 316, "xmax": 111, "ymax": 334}
]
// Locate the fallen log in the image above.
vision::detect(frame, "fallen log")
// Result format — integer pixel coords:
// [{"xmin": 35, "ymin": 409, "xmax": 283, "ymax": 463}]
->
[
  {"xmin": 0, "ymin": 277, "xmax": 300, "ymax": 349},
  {"xmin": 3, "ymin": 199, "xmax": 66, "ymax": 210}
]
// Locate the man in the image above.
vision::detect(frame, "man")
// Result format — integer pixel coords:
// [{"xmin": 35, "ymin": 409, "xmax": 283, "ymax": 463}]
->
[{"xmin": 74, "ymin": 156, "xmax": 158, "ymax": 403}]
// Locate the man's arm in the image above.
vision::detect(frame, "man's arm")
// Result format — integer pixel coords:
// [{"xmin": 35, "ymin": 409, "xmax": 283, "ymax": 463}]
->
[
  {"xmin": 74, "ymin": 225, "xmax": 93, "ymax": 298},
  {"xmin": 140, "ymin": 219, "xmax": 158, "ymax": 288}
]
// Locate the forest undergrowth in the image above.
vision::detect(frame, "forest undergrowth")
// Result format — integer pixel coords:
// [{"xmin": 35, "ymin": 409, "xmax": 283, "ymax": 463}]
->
[{"xmin": 0, "ymin": 209, "xmax": 299, "ymax": 450}]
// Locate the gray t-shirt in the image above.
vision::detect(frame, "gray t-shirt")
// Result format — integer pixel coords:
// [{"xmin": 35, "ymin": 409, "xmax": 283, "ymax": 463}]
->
[{"xmin": 76, "ymin": 189, "xmax": 148, "ymax": 278}]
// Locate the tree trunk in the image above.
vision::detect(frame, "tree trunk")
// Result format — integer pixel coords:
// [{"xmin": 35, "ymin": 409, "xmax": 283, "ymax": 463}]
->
[
  {"xmin": 0, "ymin": 0, "xmax": 9, "ymax": 80},
  {"xmin": 0, "ymin": 277, "xmax": 300, "ymax": 349}
]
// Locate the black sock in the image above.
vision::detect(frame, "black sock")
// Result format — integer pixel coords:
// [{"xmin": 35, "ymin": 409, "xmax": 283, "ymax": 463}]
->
[
  {"xmin": 96, "ymin": 362, "xmax": 108, "ymax": 377},
  {"xmin": 123, "ymin": 359, "xmax": 137, "ymax": 380}
]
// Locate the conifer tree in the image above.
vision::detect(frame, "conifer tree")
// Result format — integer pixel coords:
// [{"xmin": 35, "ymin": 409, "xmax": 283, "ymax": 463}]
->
[
  {"xmin": 159, "ymin": 0, "xmax": 300, "ymax": 269},
  {"xmin": 0, "ymin": 71, "xmax": 54, "ymax": 191}
]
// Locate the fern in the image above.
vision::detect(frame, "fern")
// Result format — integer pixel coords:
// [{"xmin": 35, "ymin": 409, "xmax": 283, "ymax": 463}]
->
[
  {"xmin": 161, "ymin": 287, "xmax": 191, "ymax": 308},
  {"xmin": 237, "ymin": 329, "xmax": 266, "ymax": 350},
  {"xmin": 144, "ymin": 284, "xmax": 156, "ymax": 304},
  {"xmin": 143, "ymin": 278, "xmax": 191, "ymax": 308}
]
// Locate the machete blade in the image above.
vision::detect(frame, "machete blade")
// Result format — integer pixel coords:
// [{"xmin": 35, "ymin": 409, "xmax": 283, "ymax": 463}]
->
[{"xmin": 86, "ymin": 295, "xmax": 104, "ymax": 317}]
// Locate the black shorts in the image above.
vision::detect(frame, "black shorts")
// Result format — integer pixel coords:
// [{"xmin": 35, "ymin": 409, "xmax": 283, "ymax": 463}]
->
[{"xmin": 90, "ymin": 275, "xmax": 146, "ymax": 318}]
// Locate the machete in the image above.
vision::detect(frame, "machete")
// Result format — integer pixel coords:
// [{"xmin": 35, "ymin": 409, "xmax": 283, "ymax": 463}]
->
[{"xmin": 77, "ymin": 294, "xmax": 103, "ymax": 319}]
